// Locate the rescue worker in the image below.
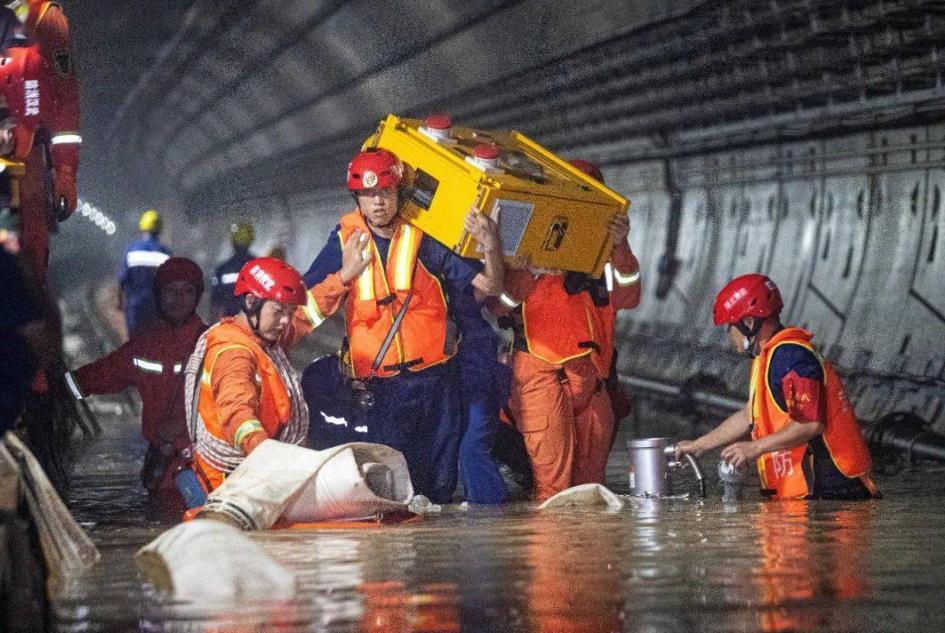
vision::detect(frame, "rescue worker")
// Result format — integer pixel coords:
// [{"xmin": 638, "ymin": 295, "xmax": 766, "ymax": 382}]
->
[
  {"xmin": 61, "ymin": 257, "xmax": 206, "ymax": 500},
  {"xmin": 188, "ymin": 257, "xmax": 316, "ymax": 491},
  {"xmin": 119, "ymin": 209, "xmax": 171, "ymax": 336},
  {"xmin": 0, "ymin": 0, "xmax": 80, "ymax": 281},
  {"xmin": 210, "ymin": 221, "xmax": 257, "ymax": 319},
  {"xmin": 675, "ymin": 274, "xmax": 880, "ymax": 500},
  {"xmin": 493, "ymin": 212, "xmax": 634, "ymax": 501},
  {"xmin": 569, "ymin": 159, "xmax": 642, "ymax": 440},
  {"xmin": 303, "ymin": 147, "xmax": 503, "ymax": 503}
]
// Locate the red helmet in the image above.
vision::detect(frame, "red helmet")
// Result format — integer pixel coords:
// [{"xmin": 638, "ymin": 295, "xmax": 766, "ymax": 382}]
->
[
  {"xmin": 154, "ymin": 257, "xmax": 204, "ymax": 296},
  {"xmin": 570, "ymin": 159, "xmax": 604, "ymax": 183},
  {"xmin": 713, "ymin": 274, "xmax": 783, "ymax": 326},
  {"xmin": 347, "ymin": 148, "xmax": 403, "ymax": 191},
  {"xmin": 233, "ymin": 257, "xmax": 307, "ymax": 306}
]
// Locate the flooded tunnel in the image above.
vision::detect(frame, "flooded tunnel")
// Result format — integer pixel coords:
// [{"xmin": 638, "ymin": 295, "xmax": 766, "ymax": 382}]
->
[{"xmin": 3, "ymin": 0, "xmax": 945, "ymax": 631}]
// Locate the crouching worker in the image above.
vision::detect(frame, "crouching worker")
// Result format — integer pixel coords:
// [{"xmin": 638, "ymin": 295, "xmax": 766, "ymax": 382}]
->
[
  {"xmin": 302, "ymin": 148, "xmax": 503, "ymax": 504},
  {"xmin": 676, "ymin": 274, "xmax": 879, "ymax": 500},
  {"xmin": 61, "ymin": 257, "xmax": 206, "ymax": 502},
  {"xmin": 186, "ymin": 257, "xmax": 316, "ymax": 491}
]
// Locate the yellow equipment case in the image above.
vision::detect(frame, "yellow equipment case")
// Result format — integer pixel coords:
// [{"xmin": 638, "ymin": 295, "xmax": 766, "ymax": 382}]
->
[{"xmin": 365, "ymin": 114, "xmax": 629, "ymax": 277}]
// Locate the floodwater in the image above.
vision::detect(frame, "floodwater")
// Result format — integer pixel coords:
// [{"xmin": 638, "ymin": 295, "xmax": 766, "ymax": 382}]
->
[{"xmin": 50, "ymin": 402, "xmax": 945, "ymax": 633}]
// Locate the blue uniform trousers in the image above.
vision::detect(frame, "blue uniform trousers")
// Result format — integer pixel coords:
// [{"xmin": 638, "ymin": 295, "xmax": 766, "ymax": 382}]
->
[
  {"xmin": 457, "ymin": 345, "xmax": 509, "ymax": 504},
  {"xmin": 304, "ymin": 357, "xmax": 463, "ymax": 504}
]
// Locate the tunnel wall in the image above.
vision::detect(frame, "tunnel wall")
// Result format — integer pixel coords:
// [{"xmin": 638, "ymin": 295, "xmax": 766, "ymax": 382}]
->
[{"xmin": 103, "ymin": 0, "xmax": 945, "ymax": 431}]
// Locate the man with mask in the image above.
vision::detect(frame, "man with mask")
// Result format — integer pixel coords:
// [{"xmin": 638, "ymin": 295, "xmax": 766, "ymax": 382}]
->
[
  {"xmin": 62, "ymin": 257, "xmax": 206, "ymax": 500},
  {"xmin": 675, "ymin": 274, "xmax": 880, "ymax": 500}
]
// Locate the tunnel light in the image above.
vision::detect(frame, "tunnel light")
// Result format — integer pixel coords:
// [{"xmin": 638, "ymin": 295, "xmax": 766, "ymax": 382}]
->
[{"xmin": 75, "ymin": 197, "xmax": 119, "ymax": 238}]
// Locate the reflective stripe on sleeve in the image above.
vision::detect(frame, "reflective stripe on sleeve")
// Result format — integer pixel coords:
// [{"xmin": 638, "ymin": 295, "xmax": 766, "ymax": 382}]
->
[
  {"xmin": 126, "ymin": 250, "xmax": 170, "ymax": 268},
  {"xmin": 604, "ymin": 263, "xmax": 615, "ymax": 293},
  {"xmin": 614, "ymin": 268, "xmax": 641, "ymax": 286},
  {"xmin": 64, "ymin": 371, "xmax": 83, "ymax": 400},
  {"xmin": 133, "ymin": 357, "xmax": 164, "ymax": 374},
  {"xmin": 220, "ymin": 272, "xmax": 239, "ymax": 285},
  {"xmin": 50, "ymin": 133, "xmax": 82, "ymax": 145},
  {"xmin": 233, "ymin": 419, "xmax": 264, "ymax": 449},
  {"xmin": 302, "ymin": 289, "xmax": 326, "ymax": 328},
  {"xmin": 499, "ymin": 293, "xmax": 520, "ymax": 309}
]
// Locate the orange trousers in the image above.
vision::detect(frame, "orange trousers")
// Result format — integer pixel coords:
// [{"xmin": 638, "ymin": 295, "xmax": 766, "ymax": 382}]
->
[{"xmin": 508, "ymin": 352, "xmax": 614, "ymax": 501}]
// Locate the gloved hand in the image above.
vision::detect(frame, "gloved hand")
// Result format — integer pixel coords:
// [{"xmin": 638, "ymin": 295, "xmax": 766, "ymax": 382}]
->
[{"xmin": 54, "ymin": 169, "xmax": 77, "ymax": 221}]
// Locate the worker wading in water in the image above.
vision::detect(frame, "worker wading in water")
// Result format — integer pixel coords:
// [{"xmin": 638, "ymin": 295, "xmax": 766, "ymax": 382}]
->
[{"xmin": 676, "ymin": 274, "xmax": 880, "ymax": 500}]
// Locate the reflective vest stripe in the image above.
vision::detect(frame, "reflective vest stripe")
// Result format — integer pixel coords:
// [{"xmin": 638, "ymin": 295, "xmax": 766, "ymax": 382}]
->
[
  {"xmin": 50, "ymin": 133, "xmax": 82, "ymax": 145},
  {"xmin": 173, "ymin": 363, "xmax": 182, "ymax": 374},
  {"xmin": 133, "ymin": 357, "xmax": 163, "ymax": 373},
  {"xmin": 357, "ymin": 262, "xmax": 374, "ymax": 301},
  {"xmin": 233, "ymin": 419, "xmax": 264, "ymax": 449},
  {"xmin": 219, "ymin": 272, "xmax": 239, "ymax": 284},
  {"xmin": 394, "ymin": 224, "xmax": 416, "ymax": 291},
  {"xmin": 64, "ymin": 371, "xmax": 83, "ymax": 399},
  {"xmin": 604, "ymin": 263, "xmax": 615, "ymax": 293},
  {"xmin": 126, "ymin": 250, "xmax": 169, "ymax": 268},
  {"xmin": 302, "ymin": 289, "xmax": 327, "ymax": 328}
]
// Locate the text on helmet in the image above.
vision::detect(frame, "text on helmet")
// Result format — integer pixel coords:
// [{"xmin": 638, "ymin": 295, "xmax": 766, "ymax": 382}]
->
[{"xmin": 249, "ymin": 264, "xmax": 275, "ymax": 291}]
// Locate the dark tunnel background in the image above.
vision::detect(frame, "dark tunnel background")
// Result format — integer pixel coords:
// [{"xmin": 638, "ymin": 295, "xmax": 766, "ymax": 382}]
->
[{"xmin": 54, "ymin": 0, "xmax": 945, "ymax": 436}]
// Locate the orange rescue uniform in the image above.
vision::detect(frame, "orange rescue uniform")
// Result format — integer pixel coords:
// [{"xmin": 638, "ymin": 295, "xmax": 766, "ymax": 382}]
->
[
  {"xmin": 750, "ymin": 327, "xmax": 876, "ymax": 499},
  {"xmin": 190, "ymin": 314, "xmax": 315, "ymax": 490},
  {"xmin": 498, "ymin": 271, "xmax": 614, "ymax": 501}
]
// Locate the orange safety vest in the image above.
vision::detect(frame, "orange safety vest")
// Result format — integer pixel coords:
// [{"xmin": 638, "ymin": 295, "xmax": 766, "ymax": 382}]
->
[
  {"xmin": 190, "ymin": 319, "xmax": 307, "ymax": 489},
  {"xmin": 515, "ymin": 274, "xmax": 598, "ymax": 366},
  {"xmin": 339, "ymin": 211, "xmax": 452, "ymax": 379},
  {"xmin": 749, "ymin": 327, "xmax": 873, "ymax": 499}
]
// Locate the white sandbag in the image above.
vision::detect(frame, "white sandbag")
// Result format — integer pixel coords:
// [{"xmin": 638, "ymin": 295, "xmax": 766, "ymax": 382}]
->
[
  {"xmin": 2, "ymin": 433, "xmax": 100, "ymax": 577},
  {"xmin": 280, "ymin": 443, "xmax": 413, "ymax": 524},
  {"xmin": 201, "ymin": 440, "xmax": 413, "ymax": 529},
  {"xmin": 538, "ymin": 483, "xmax": 626, "ymax": 510},
  {"xmin": 134, "ymin": 519, "xmax": 295, "ymax": 602}
]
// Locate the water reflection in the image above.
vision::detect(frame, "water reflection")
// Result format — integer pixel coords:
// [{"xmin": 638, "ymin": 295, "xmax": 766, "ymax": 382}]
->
[
  {"xmin": 525, "ymin": 512, "xmax": 623, "ymax": 633},
  {"xmin": 56, "ymin": 420, "xmax": 945, "ymax": 633},
  {"xmin": 752, "ymin": 501, "xmax": 873, "ymax": 633}
]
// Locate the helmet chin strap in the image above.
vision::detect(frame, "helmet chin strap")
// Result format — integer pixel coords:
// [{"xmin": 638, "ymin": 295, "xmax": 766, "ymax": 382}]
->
[
  {"xmin": 734, "ymin": 318, "xmax": 764, "ymax": 358},
  {"xmin": 240, "ymin": 295, "xmax": 265, "ymax": 336}
]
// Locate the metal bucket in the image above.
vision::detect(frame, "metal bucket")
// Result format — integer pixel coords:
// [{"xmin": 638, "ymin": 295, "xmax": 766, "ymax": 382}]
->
[{"xmin": 626, "ymin": 437, "xmax": 706, "ymax": 497}]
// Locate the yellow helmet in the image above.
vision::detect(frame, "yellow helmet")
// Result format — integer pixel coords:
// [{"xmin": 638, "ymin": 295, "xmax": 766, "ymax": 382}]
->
[
  {"xmin": 230, "ymin": 222, "xmax": 255, "ymax": 248},
  {"xmin": 139, "ymin": 209, "xmax": 162, "ymax": 233}
]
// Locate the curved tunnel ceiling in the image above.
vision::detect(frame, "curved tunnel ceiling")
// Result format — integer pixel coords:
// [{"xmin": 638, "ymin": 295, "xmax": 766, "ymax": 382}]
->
[
  {"xmin": 99, "ymin": 0, "xmax": 707, "ymax": 210},
  {"xmin": 69, "ymin": 0, "xmax": 945, "ymax": 434}
]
